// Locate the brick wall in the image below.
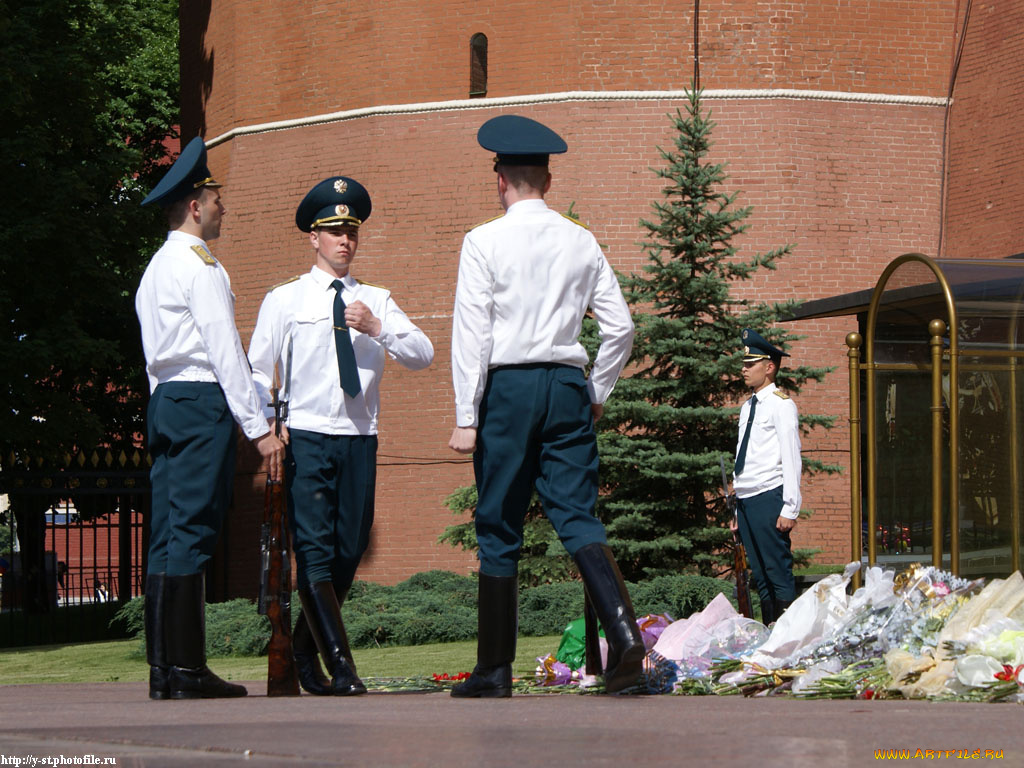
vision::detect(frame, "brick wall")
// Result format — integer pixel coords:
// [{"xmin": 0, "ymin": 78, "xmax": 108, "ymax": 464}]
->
[
  {"xmin": 180, "ymin": 1, "xmax": 954, "ymax": 134},
  {"xmin": 175, "ymin": 1, "xmax": 979, "ymax": 593},
  {"xmin": 943, "ymin": 1, "xmax": 1024, "ymax": 259}
]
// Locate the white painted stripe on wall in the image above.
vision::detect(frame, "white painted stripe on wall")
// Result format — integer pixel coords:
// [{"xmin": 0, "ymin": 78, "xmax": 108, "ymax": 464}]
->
[{"xmin": 206, "ymin": 89, "xmax": 949, "ymax": 147}]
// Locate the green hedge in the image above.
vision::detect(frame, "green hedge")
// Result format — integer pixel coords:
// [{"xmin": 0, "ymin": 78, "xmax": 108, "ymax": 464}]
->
[{"xmin": 115, "ymin": 570, "xmax": 738, "ymax": 658}]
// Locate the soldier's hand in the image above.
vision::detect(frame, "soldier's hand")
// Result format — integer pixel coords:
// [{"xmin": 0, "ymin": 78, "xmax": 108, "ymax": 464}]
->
[
  {"xmin": 268, "ymin": 418, "xmax": 290, "ymax": 445},
  {"xmin": 449, "ymin": 426, "xmax": 477, "ymax": 454},
  {"xmin": 591, "ymin": 402, "xmax": 604, "ymax": 422},
  {"xmin": 777, "ymin": 516, "xmax": 797, "ymax": 532},
  {"xmin": 254, "ymin": 431, "xmax": 286, "ymax": 483},
  {"xmin": 344, "ymin": 300, "xmax": 382, "ymax": 337}
]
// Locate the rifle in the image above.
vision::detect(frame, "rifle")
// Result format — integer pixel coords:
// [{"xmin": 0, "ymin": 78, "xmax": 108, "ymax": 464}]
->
[
  {"xmin": 258, "ymin": 382, "xmax": 300, "ymax": 696},
  {"xmin": 720, "ymin": 455, "xmax": 753, "ymax": 619}
]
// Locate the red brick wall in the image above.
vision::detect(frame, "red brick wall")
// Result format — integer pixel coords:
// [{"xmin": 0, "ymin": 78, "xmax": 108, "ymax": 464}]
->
[
  {"xmin": 181, "ymin": 1, "xmax": 953, "ymax": 135},
  {"xmin": 943, "ymin": 1, "xmax": 1024, "ymax": 259},
  {"xmin": 176, "ymin": 1, "xmax": 974, "ymax": 593}
]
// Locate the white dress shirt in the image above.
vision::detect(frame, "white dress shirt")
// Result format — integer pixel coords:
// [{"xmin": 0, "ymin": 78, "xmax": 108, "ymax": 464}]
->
[
  {"xmin": 451, "ymin": 199, "xmax": 634, "ymax": 428},
  {"xmin": 733, "ymin": 382, "xmax": 802, "ymax": 519},
  {"xmin": 248, "ymin": 266, "xmax": 434, "ymax": 436},
  {"xmin": 135, "ymin": 231, "xmax": 270, "ymax": 441}
]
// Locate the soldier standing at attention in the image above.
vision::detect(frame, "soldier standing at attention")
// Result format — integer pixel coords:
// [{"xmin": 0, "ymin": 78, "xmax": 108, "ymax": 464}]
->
[
  {"xmin": 136, "ymin": 137, "xmax": 285, "ymax": 699},
  {"xmin": 249, "ymin": 177, "xmax": 434, "ymax": 695},
  {"xmin": 730, "ymin": 328, "xmax": 802, "ymax": 625},
  {"xmin": 448, "ymin": 115, "xmax": 644, "ymax": 696}
]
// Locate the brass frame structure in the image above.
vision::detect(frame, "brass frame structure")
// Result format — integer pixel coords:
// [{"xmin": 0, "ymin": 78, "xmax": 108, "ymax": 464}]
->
[
  {"xmin": 851, "ymin": 253, "xmax": 960, "ymax": 576},
  {"xmin": 845, "ymin": 253, "xmax": 1024, "ymax": 580}
]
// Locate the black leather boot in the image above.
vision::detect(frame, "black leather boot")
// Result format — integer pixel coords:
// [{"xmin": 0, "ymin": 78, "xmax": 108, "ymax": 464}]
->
[
  {"xmin": 774, "ymin": 599, "xmax": 792, "ymax": 620},
  {"xmin": 293, "ymin": 609, "xmax": 332, "ymax": 696},
  {"xmin": 299, "ymin": 582, "xmax": 367, "ymax": 696},
  {"xmin": 145, "ymin": 573, "xmax": 169, "ymax": 700},
  {"xmin": 760, "ymin": 596, "xmax": 777, "ymax": 625},
  {"xmin": 451, "ymin": 573, "xmax": 517, "ymax": 699},
  {"xmin": 574, "ymin": 543, "xmax": 645, "ymax": 694},
  {"xmin": 165, "ymin": 572, "xmax": 247, "ymax": 699}
]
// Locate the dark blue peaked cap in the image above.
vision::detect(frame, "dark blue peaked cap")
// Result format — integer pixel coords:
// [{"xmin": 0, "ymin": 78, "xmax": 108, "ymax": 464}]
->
[
  {"xmin": 477, "ymin": 115, "xmax": 568, "ymax": 167},
  {"xmin": 741, "ymin": 328, "xmax": 789, "ymax": 362},
  {"xmin": 295, "ymin": 176, "xmax": 372, "ymax": 232},
  {"xmin": 141, "ymin": 137, "xmax": 221, "ymax": 206}
]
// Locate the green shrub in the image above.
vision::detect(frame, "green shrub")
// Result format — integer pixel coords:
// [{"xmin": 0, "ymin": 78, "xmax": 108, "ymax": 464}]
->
[
  {"xmin": 206, "ymin": 598, "xmax": 271, "ymax": 657},
  {"xmin": 344, "ymin": 570, "xmax": 477, "ymax": 647},
  {"xmin": 518, "ymin": 581, "xmax": 585, "ymax": 636},
  {"xmin": 115, "ymin": 570, "xmax": 740, "ymax": 657},
  {"xmin": 114, "ymin": 594, "xmax": 270, "ymax": 659},
  {"xmin": 628, "ymin": 574, "xmax": 733, "ymax": 620}
]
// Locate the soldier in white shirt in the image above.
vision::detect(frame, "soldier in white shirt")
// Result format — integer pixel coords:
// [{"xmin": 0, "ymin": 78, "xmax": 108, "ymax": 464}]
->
[
  {"xmin": 249, "ymin": 176, "xmax": 434, "ymax": 696},
  {"xmin": 136, "ymin": 137, "xmax": 285, "ymax": 700},
  {"xmin": 730, "ymin": 328, "xmax": 802, "ymax": 625},
  {"xmin": 448, "ymin": 115, "xmax": 644, "ymax": 696}
]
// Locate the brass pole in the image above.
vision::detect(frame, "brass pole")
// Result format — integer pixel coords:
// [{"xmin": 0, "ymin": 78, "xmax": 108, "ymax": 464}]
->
[
  {"xmin": 847, "ymin": 333, "xmax": 863, "ymax": 591},
  {"xmin": 949, "ymin": 327, "xmax": 960, "ymax": 576},
  {"xmin": 865, "ymin": 343, "xmax": 877, "ymax": 568},
  {"xmin": 929, "ymin": 319, "xmax": 947, "ymax": 569},
  {"xmin": 1011, "ymin": 326, "xmax": 1021, "ymax": 574}
]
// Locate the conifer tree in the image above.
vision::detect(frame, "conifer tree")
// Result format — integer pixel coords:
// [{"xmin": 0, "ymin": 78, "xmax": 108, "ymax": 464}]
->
[{"xmin": 594, "ymin": 90, "xmax": 834, "ymax": 581}]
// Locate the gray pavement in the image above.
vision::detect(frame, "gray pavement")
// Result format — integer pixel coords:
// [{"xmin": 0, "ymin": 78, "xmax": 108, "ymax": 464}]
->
[{"xmin": 0, "ymin": 682, "xmax": 1020, "ymax": 767}]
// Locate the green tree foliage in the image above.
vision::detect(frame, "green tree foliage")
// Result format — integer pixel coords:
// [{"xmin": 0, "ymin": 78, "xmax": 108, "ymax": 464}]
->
[
  {"xmin": 439, "ymin": 486, "xmax": 576, "ymax": 587},
  {"xmin": 0, "ymin": 0, "xmax": 180, "ymax": 459},
  {"xmin": 594, "ymin": 90, "xmax": 835, "ymax": 581}
]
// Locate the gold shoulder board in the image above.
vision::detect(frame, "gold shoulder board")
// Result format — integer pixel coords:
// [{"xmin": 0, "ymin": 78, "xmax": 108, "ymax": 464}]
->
[
  {"xmin": 773, "ymin": 390, "xmax": 791, "ymax": 400},
  {"xmin": 190, "ymin": 244, "xmax": 217, "ymax": 265},
  {"xmin": 560, "ymin": 213, "xmax": 590, "ymax": 230},
  {"xmin": 356, "ymin": 279, "xmax": 386, "ymax": 290},
  {"xmin": 468, "ymin": 213, "xmax": 505, "ymax": 231},
  {"xmin": 270, "ymin": 275, "xmax": 301, "ymax": 290}
]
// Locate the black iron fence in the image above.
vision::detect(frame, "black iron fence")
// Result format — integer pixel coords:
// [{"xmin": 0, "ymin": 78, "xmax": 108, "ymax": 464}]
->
[{"xmin": 0, "ymin": 448, "xmax": 150, "ymax": 647}]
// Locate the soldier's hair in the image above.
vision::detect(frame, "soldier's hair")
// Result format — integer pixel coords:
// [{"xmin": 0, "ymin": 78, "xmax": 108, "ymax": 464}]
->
[
  {"xmin": 165, "ymin": 187, "xmax": 209, "ymax": 228},
  {"xmin": 496, "ymin": 163, "xmax": 550, "ymax": 193}
]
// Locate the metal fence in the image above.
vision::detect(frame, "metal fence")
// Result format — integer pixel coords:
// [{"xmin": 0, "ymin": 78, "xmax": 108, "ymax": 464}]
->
[{"xmin": 0, "ymin": 448, "xmax": 149, "ymax": 647}]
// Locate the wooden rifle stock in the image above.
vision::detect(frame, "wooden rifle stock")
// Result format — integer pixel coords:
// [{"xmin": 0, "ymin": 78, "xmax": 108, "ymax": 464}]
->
[
  {"xmin": 721, "ymin": 455, "xmax": 753, "ymax": 620},
  {"xmin": 732, "ymin": 529, "xmax": 754, "ymax": 620},
  {"xmin": 258, "ymin": 388, "xmax": 300, "ymax": 696}
]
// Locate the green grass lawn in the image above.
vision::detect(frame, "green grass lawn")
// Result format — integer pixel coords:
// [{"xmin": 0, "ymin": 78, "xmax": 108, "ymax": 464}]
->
[{"xmin": 0, "ymin": 635, "xmax": 563, "ymax": 686}]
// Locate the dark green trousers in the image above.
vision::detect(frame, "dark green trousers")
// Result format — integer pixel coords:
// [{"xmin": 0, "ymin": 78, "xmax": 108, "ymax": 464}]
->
[
  {"xmin": 286, "ymin": 429, "xmax": 377, "ymax": 590},
  {"xmin": 473, "ymin": 364, "xmax": 607, "ymax": 577},
  {"xmin": 147, "ymin": 382, "xmax": 236, "ymax": 576},
  {"xmin": 736, "ymin": 486, "xmax": 796, "ymax": 606}
]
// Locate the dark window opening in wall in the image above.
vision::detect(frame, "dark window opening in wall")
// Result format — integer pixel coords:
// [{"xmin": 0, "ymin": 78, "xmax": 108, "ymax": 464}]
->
[{"xmin": 470, "ymin": 33, "xmax": 488, "ymax": 98}]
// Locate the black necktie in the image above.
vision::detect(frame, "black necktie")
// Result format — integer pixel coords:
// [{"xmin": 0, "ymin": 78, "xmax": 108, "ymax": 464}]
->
[
  {"xmin": 734, "ymin": 394, "xmax": 757, "ymax": 476},
  {"xmin": 331, "ymin": 280, "xmax": 361, "ymax": 398}
]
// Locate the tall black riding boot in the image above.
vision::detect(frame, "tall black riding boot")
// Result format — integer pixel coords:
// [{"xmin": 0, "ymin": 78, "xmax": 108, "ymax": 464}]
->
[
  {"xmin": 331, "ymin": 582, "xmax": 359, "ymax": 667},
  {"xmin": 774, "ymin": 599, "xmax": 792, "ymax": 620},
  {"xmin": 145, "ymin": 573, "xmax": 169, "ymax": 700},
  {"xmin": 451, "ymin": 573, "xmax": 517, "ymax": 699},
  {"xmin": 165, "ymin": 573, "xmax": 247, "ymax": 699},
  {"xmin": 299, "ymin": 582, "xmax": 367, "ymax": 696},
  {"xmin": 759, "ymin": 596, "xmax": 777, "ymax": 626},
  {"xmin": 574, "ymin": 543, "xmax": 645, "ymax": 694},
  {"xmin": 293, "ymin": 609, "xmax": 332, "ymax": 696}
]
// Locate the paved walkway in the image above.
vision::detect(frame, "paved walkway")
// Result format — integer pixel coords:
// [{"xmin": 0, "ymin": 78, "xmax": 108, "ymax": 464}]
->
[{"xmin": 0, "ymin": 682, "xmax": 1020, "ymax": 767}]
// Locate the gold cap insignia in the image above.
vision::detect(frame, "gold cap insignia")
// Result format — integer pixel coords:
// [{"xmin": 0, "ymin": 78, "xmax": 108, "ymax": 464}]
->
[
  {"xmin": 744, "ymin": 346, "xmax": 750, "ymax": 355},
  {"xmin": 334, "ymin": 179, "xmax": 348, "ymax": 194},
  {"xmin": 335, "ymin": 204, "xmax": 350, "ymax": 217}
]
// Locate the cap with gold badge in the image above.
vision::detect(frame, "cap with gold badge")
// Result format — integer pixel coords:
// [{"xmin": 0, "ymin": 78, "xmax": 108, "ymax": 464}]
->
[
  {"xmin": 741, "ymin": 328, "xmax": 789, "ymax": 363},
  {"xmin": 141, "ymin": 136, "xmax": 222, "ymax": 207},
  {"xmin": 295, "ymin": 176, "xmax": 372, "ymax": 232}
]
